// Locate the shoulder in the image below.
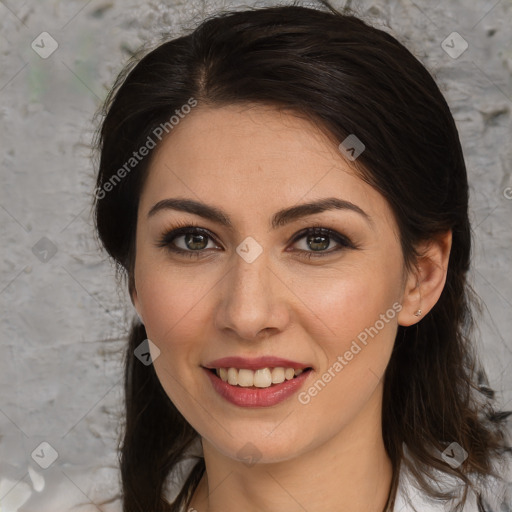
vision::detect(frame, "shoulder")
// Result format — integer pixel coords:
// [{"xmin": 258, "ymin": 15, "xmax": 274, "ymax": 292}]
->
[{"xmin": 393, "ymin": 454, "xmax": 512, "ymax": 512}]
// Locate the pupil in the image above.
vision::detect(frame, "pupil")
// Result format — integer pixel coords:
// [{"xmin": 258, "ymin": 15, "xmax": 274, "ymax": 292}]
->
[
  {"xmin": 186, "ymin": 233, "xmax": 207, "ymax": 250},
  {"xmin": 309, "ymin": 235, "xmax": 329, "ymax": 251}
]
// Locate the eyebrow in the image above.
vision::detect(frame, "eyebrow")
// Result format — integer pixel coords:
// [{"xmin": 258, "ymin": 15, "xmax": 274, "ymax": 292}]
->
[{"xmin": 147, "ymin": 197, "xmax": 372, "ymax": 230}]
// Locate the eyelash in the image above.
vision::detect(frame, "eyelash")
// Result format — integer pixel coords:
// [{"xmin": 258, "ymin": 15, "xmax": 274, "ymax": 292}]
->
[{"xmin": 156, "ymin": 221, "xmax": 357, "ymax": 260}]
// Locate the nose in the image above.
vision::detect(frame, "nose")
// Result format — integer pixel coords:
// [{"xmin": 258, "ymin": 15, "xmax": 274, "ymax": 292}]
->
[{"xmin": 214, "ymin": 248, "xmax": 290, "ymax": 342}]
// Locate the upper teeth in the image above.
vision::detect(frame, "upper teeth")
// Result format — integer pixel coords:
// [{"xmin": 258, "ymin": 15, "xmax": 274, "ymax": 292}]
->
[{"xmin": 215, "ymin": 367, "xmax": 304, "ymax": 388}]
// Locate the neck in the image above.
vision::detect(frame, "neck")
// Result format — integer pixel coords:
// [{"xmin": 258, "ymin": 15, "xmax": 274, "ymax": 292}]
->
[{"xmin": 188, "ymin": 383, "xmax": 394, "ymax": 512}]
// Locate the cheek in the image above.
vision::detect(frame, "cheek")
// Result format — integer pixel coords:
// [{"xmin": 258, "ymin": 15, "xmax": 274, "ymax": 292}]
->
[
  {"xmin": 135, "ymin": 244, "xmax": 217, "ymax": 330},
  {"xmin": 290, "ymin": 260, "xmax": 401, "ymax": 348},
  {"xmin": 134, "ymin": 266, "xmax": 212, "ymax": 418},
  {"xmin": 134, "ymin": 258, "xmax": 219, "ymax": 380},
  {"xmin": 291, "ymin": 263, "xmax": 401, "ymax": 411}
]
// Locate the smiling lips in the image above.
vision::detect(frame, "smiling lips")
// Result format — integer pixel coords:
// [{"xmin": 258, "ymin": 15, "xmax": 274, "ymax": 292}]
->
[{"xmin": 203, "ymin": 356, "xmax": 313, "ymax": 407}]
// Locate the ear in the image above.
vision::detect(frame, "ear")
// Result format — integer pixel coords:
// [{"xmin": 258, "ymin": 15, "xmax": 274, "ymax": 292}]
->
[
  {"xmin": 130, "ymin": 280, "xmax": 144, "ymax": 324},
  {"xmin": 397, "ymin": 230, "xmax": 452, "ymax": 327}
]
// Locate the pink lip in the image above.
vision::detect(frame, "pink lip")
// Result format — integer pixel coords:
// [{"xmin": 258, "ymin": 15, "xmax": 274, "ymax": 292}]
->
[
  {"xmin": 203, "ymin": 367, "xmax": 312, "ymax": 408},
  {"xmin": 204, "ymin": 356, "xmax": 312, "ymax": 371}
]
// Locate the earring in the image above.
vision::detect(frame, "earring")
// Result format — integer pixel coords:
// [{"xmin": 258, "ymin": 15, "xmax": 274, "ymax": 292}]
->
[{"xmin": 414, "ymin": 281, "xmax": 422, "ymax": 318}]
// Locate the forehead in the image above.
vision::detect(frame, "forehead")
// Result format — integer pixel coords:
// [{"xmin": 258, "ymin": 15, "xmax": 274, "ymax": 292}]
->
[{"xmin": 138, "ymin": 104, "xmax": 393, "ymax": 229}]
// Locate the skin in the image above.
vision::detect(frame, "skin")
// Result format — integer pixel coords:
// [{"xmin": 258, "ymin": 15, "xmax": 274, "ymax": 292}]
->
[{"xmin": 132, "ymin": 104, "xmax": 451, "ymax": 511}]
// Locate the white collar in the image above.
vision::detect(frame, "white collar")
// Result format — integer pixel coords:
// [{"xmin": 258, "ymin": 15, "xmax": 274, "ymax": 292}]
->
[
  {"xmin": 393, "ymin": 461, "xmax": 511, "ymax": 512},
  {"xmin": 175, "ymin": 440, "xmax": 512, "ymax": 512}
]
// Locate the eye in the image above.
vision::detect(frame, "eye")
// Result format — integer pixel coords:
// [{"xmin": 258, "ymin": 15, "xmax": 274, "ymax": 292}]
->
[
  {"xmin": 157, "ymin": 223, "xmax": 356, "ymax": 259},
  {"xmin": 289, "ymin": 226, "xmax": 355, "ymax": 259},
  {"xmin": 157, "ymin": 224, "xmax": 221, "ymax": 258}
]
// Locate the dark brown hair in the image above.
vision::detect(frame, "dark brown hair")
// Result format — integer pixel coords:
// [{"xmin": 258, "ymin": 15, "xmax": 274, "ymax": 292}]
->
[{"xmin": 93, "ymin": 1, "xmax": 511, "ymax": 510}]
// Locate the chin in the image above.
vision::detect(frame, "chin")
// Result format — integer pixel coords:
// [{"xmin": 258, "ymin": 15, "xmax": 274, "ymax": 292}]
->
[{"xmin": 203, "ymin": 428, "xmax": 311, "ymax": 466}]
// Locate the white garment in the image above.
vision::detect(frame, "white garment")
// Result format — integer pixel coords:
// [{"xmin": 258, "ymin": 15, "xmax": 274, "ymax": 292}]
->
[
  {"xmin": 170, "ymin": 439, "xmax": 512, "ymax": 512},
  {"xmin": 175, "ymin": 472, "xmax": 511, "ymax": 512},
  {"xmin": 176, "ymin": 473, "xmax": 511, "ymax": 512},
  {"xmin": 392, "ymin": 458, "xmax": 512, "ymax": 512},
  {"xmin": 4, "ymin": 443, "xmax": 509, "ymax": 511}
]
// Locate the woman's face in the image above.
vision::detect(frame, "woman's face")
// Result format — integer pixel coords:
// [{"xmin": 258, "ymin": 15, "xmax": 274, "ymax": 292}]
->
[{"xmin": 133, "ymin": 104, "xmax": 409, "ymax": 463}]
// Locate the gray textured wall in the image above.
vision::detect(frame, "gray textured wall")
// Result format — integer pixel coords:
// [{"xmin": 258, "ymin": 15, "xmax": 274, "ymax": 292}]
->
[{"xmin": 1, "ymin": 0, "xmax": 511, "ymax": 510}]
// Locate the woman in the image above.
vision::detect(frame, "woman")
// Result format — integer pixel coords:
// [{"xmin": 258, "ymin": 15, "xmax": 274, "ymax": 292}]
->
[{"xmin": 93, "ymin": 1, "xmax": 511, "ymax": 510}]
